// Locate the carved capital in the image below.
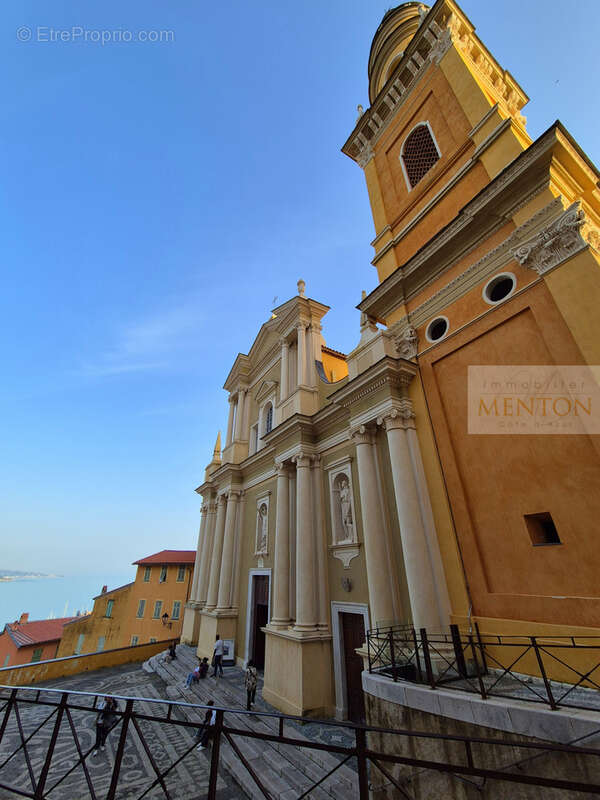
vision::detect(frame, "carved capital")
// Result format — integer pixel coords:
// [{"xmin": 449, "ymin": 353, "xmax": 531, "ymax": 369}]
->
[
  {"xmin": 377, "ymin": 404, "xmax": 416, "ymax": 432},
  {"xmin": 350, "ymin": 424, "xmax": 374, "ymax": 446},
  {"xmin": 292, "ymin": 451, "xmax": 312, "ymax": 469},
  {"xmin": 511, "ymin": 202, "xmax": 586, "ymax": 275},
  {"xmin": 275, "ymin": 460, "xmax": 290, "ymax": 476},
  {"xmin": 310, "ymin": 453, "xmax": 321, "ymax": 468}
]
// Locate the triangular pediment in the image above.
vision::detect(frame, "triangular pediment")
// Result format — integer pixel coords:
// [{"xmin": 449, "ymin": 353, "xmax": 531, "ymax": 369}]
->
[{"xmin": 255, "ymin": 379, "xmax": 278, "ymax": 404}]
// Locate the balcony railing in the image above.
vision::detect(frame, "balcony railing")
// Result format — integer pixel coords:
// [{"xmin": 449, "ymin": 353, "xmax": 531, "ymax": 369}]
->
[
  {"xmin": 1, "ymin": 684, "xmax": 600, "ymax": 798},
  {"xmin": 367, "ymin": 623, "xmax": 600, "ymax": 712}
]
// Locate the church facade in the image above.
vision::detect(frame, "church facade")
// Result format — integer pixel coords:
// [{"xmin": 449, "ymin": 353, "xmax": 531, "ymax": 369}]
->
[{"xmin": 182, "ymin": 0, "xmax": 600, "ymax": 720}]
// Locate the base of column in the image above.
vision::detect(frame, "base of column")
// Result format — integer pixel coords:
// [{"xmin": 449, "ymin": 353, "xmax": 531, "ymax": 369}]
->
[
  {"xmin": 197, "ymin": 611, "xmax": 238, "ymax": 662},
  {"xmin": 181, "ymin": 605, "xmax": 202, "ymax": 646},
  {"xmin": 266, "ymin": 619, "xmax": 291, "ymax": 631},
  {"xmin": 262, "ymin": 628, "xmax": 334, "ymax": 717}
]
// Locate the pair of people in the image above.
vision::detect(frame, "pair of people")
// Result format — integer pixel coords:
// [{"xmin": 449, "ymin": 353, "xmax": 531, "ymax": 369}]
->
[
  {"xmin": 185, "ymin": 657, "xmax": 210, "ymax": 687},
  {"xmin": 92, "ymin": 696, "xmax": 119, "ymax": 756}
]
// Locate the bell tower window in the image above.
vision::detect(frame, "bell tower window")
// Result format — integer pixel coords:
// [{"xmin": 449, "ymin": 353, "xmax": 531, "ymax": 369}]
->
[{"xmin": 401, "ymin": 123, "xmax": 440, "ymax": 189}]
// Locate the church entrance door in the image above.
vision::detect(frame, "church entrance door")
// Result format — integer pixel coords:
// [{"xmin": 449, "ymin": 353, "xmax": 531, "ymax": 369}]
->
[
  {"xmin": 251, "ymin": 575, "xmax": 269, "ymax": 670},
  {"xmin": 341, "ymin": 612, "xmax": 366, "ymax": 723}
]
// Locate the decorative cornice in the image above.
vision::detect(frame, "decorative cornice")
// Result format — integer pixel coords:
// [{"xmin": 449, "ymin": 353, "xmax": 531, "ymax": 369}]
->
[
  {"xmin": 408, "ymin": 197, "xmax": 564, "ymax": 324},
  {"xmin": 342, "ymin": 1, "xmax": 527, "ymax": 167},
  {"xmin": 511, "ymin": 202, "xmax": 587, "ymax": 275}
]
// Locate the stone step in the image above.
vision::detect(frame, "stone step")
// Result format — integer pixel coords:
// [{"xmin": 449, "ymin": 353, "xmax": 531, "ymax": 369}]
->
[{"xmin": 144, "ymin": 646, "xmax": 358, "ymax": 799}]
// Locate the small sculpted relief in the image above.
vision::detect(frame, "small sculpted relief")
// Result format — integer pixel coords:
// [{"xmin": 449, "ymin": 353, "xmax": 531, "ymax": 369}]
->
[
  {"xmin": 333, "ymin": 473, "xmax": 356, "ymax": 545},
  {"xmin": 255, "ymin": 503, "xmax": 268, "ymax": 556}
]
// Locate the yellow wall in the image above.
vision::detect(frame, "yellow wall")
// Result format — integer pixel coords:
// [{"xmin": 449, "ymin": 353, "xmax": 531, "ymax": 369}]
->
[
  {"xmin": 57, "ymin": 563, "xmax": 194, "ymax": 658},
  {"xmin": 0, "ymin": 638, "xmax": 176, "ymax": 687}
]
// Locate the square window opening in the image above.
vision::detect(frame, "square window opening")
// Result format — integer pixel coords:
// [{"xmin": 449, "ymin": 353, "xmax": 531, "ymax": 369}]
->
[{"xmin": 525, "ymin": 512, "xmax": 561, "ymax": 546}]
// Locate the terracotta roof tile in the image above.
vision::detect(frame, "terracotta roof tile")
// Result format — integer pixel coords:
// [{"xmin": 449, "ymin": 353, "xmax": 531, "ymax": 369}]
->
[
  {"xmin": 4, "ymin": 617, "xmax": 77, "ymax": 648},
  {"xmin": 132, "ymin": 550, "xmax": 196, "ymax": 566}
]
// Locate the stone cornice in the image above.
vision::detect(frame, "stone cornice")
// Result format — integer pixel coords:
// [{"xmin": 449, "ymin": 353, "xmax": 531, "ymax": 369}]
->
[
  {"xmin": 328, "ymin": 356, "xmax": 417, "ymax": 410},
  {"xmin": 342, "ymin": 0, "xmax": 528, "ymax": 168}
]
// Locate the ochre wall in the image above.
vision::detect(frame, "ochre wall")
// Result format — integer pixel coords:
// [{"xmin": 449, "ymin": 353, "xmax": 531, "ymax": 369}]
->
[
  {"xmin": 419, "ymin": 280, "xmax": 600, "ymax": 627},
  {"xmin": 0, "ymin": 638, "xmax": 176, "ymax": 687},
  {"xmin": 0, "ymin": 635, "xmax": 60, "ymax": 669}
]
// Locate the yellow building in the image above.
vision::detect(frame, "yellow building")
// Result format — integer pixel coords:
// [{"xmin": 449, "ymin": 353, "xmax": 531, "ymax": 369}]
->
[
  {"xmin": 58, "ymin": 550, "xmax": 195, "ymax": 657},
  {"xmin": 182, "ymin": 0, "xmax": 600, "ymax": 721}
]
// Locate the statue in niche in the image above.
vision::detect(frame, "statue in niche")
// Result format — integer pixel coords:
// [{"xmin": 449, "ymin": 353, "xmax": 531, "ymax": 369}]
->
[
  {"xmin": 337, "ymin": 475, "xmax": 354, "ymax": 543},
  {"xmin": 256, "ymin": 503, "xmax": 268, "ymax": 555}
]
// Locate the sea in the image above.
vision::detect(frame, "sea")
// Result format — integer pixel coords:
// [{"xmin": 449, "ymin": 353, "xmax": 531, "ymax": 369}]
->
[{"xmin": 0, "ymin": 573, "xmax": 133, "ymax": 623}]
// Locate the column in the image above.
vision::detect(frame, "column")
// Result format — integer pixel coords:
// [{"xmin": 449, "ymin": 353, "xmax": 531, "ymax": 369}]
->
[
  {"xmin": 270, "ymin": 462, "xmax": 290, "ymax": 628},
  {"xmin": 293, "ymin": 452, "xmax": 317, "ymax": 631},
  {"xmin": 190, "ymin": 505, "xmax": 208, "ymax": 602},
  {"xmin": 197, "ymin": 501, "xmax": 217, "ymax": 607},
  {"xmin": 307, "ymin": 323, "xmax": 321, "ymax": 387},
  {"xmin": 297, "ymin": 324, "xmax": 306, "ymax": 387},
  {"xmin": 280, "ymin": 339, "xmax": 289, "ymax": 400},
  {"xmin": 234, "ymin": 389, "xmax": 246, "ymax": 441},
  {"xmin": 225, "ymin": 397, "xmax": 235, "ymax": 447},
  {"xmin": 352, "ymin": 425, "xmax": 396, "ymax": 626},
  {"xmin": 379, "ymin": 410, "xmax": 442, "ymax": 630},
  {"xmin": 311, "ymin": 455, "xmax": 329, "ymax": 630},
  {"xmin": 216, "ymin": 490, "xmax": 240, "ymax": 611},
  {"xmin": 205, "ymin": 494, "xmax": 227, "ymax": 610}
]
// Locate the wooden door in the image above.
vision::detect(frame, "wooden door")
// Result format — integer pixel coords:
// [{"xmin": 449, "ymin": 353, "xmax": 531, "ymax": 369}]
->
[
  {"xmin": 251, "ymin": 575, "xmax": 269, "ymax": 670},
  {"xmin": 341, "ymin": 612, "xmax": 366, "ymax": 723}
]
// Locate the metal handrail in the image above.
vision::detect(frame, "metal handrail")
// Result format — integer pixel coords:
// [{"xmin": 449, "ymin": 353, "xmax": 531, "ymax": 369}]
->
[
  {"xmin": 1, "ymin": 684, "xmax": 600, "ymax": 798},
  {"xmin": 367, "ymin": 623, "xmax": 600, "ymax": 712}
]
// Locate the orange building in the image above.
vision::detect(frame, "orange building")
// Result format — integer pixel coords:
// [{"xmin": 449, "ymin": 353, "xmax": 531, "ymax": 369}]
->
[
  {"xmin": 57, "ymin": 551, "xmax": 195, "ymax": 657},
  {"xmin": 0, "ymin": 614, "xmax": 77, "ymax": 668}
]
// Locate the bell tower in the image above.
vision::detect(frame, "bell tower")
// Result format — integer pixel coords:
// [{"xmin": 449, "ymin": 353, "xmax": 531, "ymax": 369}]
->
[{"xmin": 343, "ymin": 0, "xmax": 531, "ymax": 289}]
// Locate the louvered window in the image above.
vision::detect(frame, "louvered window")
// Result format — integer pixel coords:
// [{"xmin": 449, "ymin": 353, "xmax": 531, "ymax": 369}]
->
[{"xmin": 402, "ymin": 124, "xmax": 440, "ymax": 188}]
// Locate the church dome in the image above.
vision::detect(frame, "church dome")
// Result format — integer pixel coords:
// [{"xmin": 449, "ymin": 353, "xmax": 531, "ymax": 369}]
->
[{"xmin": 368, "ymin": 3, "xmax": 429, "ymax": 103}]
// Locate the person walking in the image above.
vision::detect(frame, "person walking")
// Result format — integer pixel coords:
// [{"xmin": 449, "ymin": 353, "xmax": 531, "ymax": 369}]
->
[
  {"xmin": 196, "ymin": 700, "xmax": 216, "ymax": 750},
  {"xmin": 92, "ymin": 696, "xmax": 119, "ymax": 756},
  {"xmin": 245, "ymin": 660, "xmax": 258, "ymax": 710},
  {"xmin": 211, "ymin": 635, "xmax": 224, "ymax": 678}
]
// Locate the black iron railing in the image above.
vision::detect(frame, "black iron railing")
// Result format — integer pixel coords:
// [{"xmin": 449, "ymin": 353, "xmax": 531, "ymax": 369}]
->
[
  {"xmin": 1, "ymin": 684, "xmax": 600, "ymax": 798},
  {"xmin": 367, "ymin": 623, "xmax": 600, "ymax": 712}
]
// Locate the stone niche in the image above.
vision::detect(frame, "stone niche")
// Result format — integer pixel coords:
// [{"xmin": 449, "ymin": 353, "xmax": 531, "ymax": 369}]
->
[
  {"xmin": 255, "ymin": 492, "xmax": 270, "ymax": 559},
  {"xmin": 327, "ymin": 457, "xmax": 360, "ymax": 568}
]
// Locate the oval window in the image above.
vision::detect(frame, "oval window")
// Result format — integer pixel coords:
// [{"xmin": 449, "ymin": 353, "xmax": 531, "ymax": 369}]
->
[
  {"xmin": 425, "ymin": 316, "xmax": 449, "ymax": 343},
  {"xmin": 483, "ymin": 273, "xmax": 516, "ymax": 305}
]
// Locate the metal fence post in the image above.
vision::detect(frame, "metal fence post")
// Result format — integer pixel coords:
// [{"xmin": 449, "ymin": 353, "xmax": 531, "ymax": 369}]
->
[
  {"xmin": 107, "ymin": 698, "xmax": 133, "ymax": 800},
  {"xmin": 355, "ymin": 725, "xmax": 370, "ymax": 798},
  {"xmin": 531, "ymin": 637, "xmax": 557, "ymax": 710},
  {"xmin": 468, "ymin": 635, "xmax": 487, "ymax": 700},
  {"xmin": 475, "ymin": 622, "xmax": 489, "ymax": 676},
  {"xmin": 420, "ymin": 628, "xmax": 436, "ymax": 688},
  {"xmin": 207, "ymin": 709, "xmax": 224, "ymax": 800},
  {"xmin": 450, "ymin": 624, "xmax": 468, "ymax": 679},
  {"xmin": 412, "ymin": 627, "xmax": 423, "ymax": 683},
  {"xmin": 389, "ymin": 631, "xmax": 397, "ymax": 682},
  {"xmin": 34, "ymin": 692, "xmax": 68, "ymax": 799}
]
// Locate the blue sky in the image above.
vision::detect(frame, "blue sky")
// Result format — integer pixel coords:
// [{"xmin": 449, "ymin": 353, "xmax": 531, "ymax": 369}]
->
[{"xmin": 1, "ymin": 0, "xmax": 598, "ymax": 578}]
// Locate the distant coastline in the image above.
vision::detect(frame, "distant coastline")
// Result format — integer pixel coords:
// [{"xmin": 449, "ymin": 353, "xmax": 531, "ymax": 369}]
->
[{"xmin": 0, "ymin": 570, "xmax": 61, "ymax": 583}]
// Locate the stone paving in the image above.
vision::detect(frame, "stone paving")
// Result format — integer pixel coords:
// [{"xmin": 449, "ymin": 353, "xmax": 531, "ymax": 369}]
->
[
  {"xmin": 146, "ymin": 645, "xmax": 359, "ymax": 799},
  {"xmin": 0, "ymin": 662, "xmax": 243, "ymax": 799}
]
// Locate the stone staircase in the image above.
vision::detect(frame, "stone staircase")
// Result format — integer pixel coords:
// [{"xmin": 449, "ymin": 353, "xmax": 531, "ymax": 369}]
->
[{"xmin": 144, "ymin": 645, "xmax": 358, "ymax": 800}]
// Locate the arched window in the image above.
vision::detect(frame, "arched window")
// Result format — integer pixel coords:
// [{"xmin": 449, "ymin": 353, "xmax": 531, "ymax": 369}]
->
[
  {"xmin": 263, "ymin": 402, "xmax": 273, "ymax": 435},
  {"xmin": 401, "ymin": 123, "xmax": 440, "ymax": 189}
]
